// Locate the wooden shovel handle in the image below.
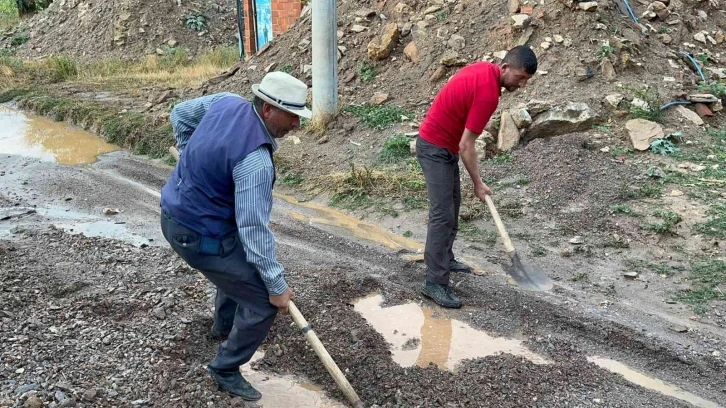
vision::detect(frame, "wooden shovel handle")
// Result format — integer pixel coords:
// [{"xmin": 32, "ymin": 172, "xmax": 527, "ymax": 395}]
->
[
  {"xmin": 288, "ymin": 301, "xmax": 365, "ymax": 408},
  {"xmin": 484, "ymin": 195, "xmax": 516, "ymax": 253}
]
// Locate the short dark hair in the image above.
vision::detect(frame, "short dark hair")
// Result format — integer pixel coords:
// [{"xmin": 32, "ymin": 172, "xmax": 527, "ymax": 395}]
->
[
  {"xmin": 502, "ymin": 46, "xmax": 538, "ymax": 75},
  {"xmin": 252, "ymin": 95, "xmax": 266, "ymax": 113}
]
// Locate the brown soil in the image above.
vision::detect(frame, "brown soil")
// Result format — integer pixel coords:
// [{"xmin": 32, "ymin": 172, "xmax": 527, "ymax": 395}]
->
[{"xmin": 2, "ymin": 0, "xmax": 237, "ymax": 60}]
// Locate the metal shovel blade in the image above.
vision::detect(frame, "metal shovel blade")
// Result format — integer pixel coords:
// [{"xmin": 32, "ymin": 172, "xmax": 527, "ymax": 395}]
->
[{"xmin": 504, "ymin": 251, "xmax": 554, "ymax": 291}]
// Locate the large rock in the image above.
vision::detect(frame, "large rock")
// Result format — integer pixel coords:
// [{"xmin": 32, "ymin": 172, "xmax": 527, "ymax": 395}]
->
[
  {"xmin": 403, "ymin": 42, "xmax": 419, "ymax": 62},
  {"xmin": 525, "ymin": 103, "xmax": 598, "ymax": 140},
  {"xmin": 498, "ymin": 112, "xmax": 520, "ymax": 151},
  {"xmin": 367, "ymin": 23, "xmax": 400, "ymax": 60},
  {"xmin": 626, "ymin": 119, "xmax": 664, "ymax": 151}
]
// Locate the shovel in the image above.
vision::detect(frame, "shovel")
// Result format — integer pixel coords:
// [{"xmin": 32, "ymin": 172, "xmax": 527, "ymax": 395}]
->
[
  {"xmin": 484, "ymin": 195, "xmax": 554, "ymax": 291},
  {"xmin": 289, "ymin": 301, "xmax": 365, "ymax": 408}
]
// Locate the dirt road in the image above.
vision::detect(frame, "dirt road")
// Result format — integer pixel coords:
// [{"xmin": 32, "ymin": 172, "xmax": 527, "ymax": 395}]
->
[{"xmin": 1, "ymin": 107, "xmax": 724, "ymax": 407}]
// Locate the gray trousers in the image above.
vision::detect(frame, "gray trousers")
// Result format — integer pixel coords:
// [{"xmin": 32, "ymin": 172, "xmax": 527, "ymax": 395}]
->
[
  {"xmin": 416, "ymin": 136, "xmax": 461, "ymax": 285},
  {"xmin": 160, "ymin": 210, "xmax": 278, "ymax": 371}
]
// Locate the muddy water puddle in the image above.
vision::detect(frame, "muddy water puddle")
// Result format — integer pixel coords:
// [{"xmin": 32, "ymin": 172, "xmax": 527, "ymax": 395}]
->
[
  {"xmin": 353, "ymin": 294, "xmax": 548, "ymax": 370},
  {"xmin": 242, "ymin": 352, "xmax": 345, "ymax": 407},
  {"xmin": 0, "ymin": 205, "xmax": 150, "ymax": 247},
  {"xmin": 588, "ymin": 357, "xmax": 723, "ymax": 408},
  {"xmin": 0, "ymin": 106, "xmax": 118, "ymax": 165},
  {"xmin": 276, "ymin": 194, "xmax": 487, "ymax": 275}
]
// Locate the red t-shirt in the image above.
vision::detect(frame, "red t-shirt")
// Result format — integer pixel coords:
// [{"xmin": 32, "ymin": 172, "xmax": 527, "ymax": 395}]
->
[{"xmin": 419, "ymin": 62, "xmax": 501, "ymax": 154}]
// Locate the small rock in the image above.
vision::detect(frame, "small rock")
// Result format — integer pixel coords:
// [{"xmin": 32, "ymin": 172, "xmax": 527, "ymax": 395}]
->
[
  {"xmin": 24, "ymin": 396, "xmax": 42, "ymax": 408},
  {"xmin": 576, "ymin": 66, "xmax": 595, "ymax": 81},
  {"xmin": 602, "ymin": 58, "xmax": 616, "ymax": 81},
  {"xmin": 600, "ymin": 146, "xmax": 610, "ymax": 153},
  {"xmin": 674, "ymin": 105, "xmax": 704, "ymax": 126},
  {"xmin": 55, "ymin": 391, "xmax": 68, "ymax": 402},
  {"xmin": 429, "ymin": 66, "xmax": 448, "ymax": 82},
  {"xmin": 155, "ymin": 48, "xmax": 165, "ymax": 55},
  {"xmin": 367, "ymin": 23, "xmax": 400, "ymax": 60},
  {"xmin": 511, "ymin": 14, "xmax": 531, "ymax": 29},
  {"xmin": 626, "ymin": 119, "xmax": 664, "ymax": 151},
  {"xmin": 569, "ymin": 236, "xmax": 584, "ymax": 245},
  {"xmin": 369, "ymin": 93, "xmax": 390, "ymax": 105},
  {"xmin": 317, "ymin": 135, "xmax": 329, "ymax": 145},
  {"xmin": 272, "ymin": 344, "xmax": 283, "ymax": 357},
  {"xmin": 448, "ymin": 34, "xmax": 466, "ymax": 51},
  {"xmin": 658, "ymin": 33, "xmax": 672, "ymax": 44},
  {"xmin": 669, "ymin": 325, "xmax": 689, "ymax": 333},
  {"xmin": 350, "ymin": 25, "xmax": 367, "ymax": 33},
  {"xmin": 540, "ymin": 42, "xmax": 551, "ymax": 50},
  {"xmin": 508, "ymin": 0, "xmax": 521, "ymax": 13},
  {"xmin": 493, "ymin": 50, "xmax": 507, "ymax": 60},
  {"xmin": 350, "ymin": 328, "xmax": 361, "ymax": 343},
  {"xmin": 55, "ymin": 382, "xmax": 72, "ymax": 392},
  {"xmin": 167, "ymin": 39, "xmax": 177, "ymax": 47},
  {"xmin": 623, "ymin": 272, "xmax": 639, "ymax": 279},
  {"xmin": 409, "ymin": 140, "xmax": 416, "ymax": 155},
  {"xmin": 694, "ymin": 32, "xmax": 707, "ymax": 44},
  {"xmin": 715, "ymin": 30, "xmax": 724, "ymax": 44},
  {"xmin": 554, "ymin": 35, "xmax": 564, "ymax": 43},
  {"xmin": 711, "ymin": 100, "xmax": 723, "ymax": 112},
  {"xmin": 604, "ymin": 93, "xmax": 624, "ymax": 108},
  {"xmin": 578, "ymin": 1, "xmax": 598, "ymax": 11},
  {"xmin": 713, "ymin": 351, "xmax": 722, "ymax": 357},
  {"xmin": 102, "ymin": 335, "xmax": 112, "ymax": 345},
  {"xmin": 393, "ymin": 2, "xmax": 411, "ymax": 17},
  {"xmin": 563, "ymin": 38, "xmax": 573, "ymax": 47},
  {"xmin": 103, "ymin": 208, "xmax": 119, "ymax": 216},
  {"xmin": 403, "ymin": 42, "xmax": 419, "ymax": 62},
  {"xmin": 153, "ymin": 307, "xmax": 166, "ymax": 319},
  {"xmin": 439, "ymin": 50, "xmax": 467, "ymax": 67},
  {"xmin": 82, "ymin": 389, "xmax": 99, "ymax": 402},
  {"xmin": 16, "ymin": 384, "xmax": 37, "ymax": 395},
  {"xmin": 670, "ymin": 189, "xmax": 684, "ymax": 197},
  {"xmin": 511, "ymin": 108, "xmax": 532, "ymax": 128}
]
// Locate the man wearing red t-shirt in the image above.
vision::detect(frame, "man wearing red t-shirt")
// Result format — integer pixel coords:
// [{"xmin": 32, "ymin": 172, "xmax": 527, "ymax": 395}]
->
[{"xmin": 417, "ymin": 46, "xmax": 537, "ymax": 308}]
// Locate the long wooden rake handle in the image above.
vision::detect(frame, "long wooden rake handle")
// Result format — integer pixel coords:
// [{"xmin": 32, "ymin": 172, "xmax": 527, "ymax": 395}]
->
[
  {"xmin": 288, "ymin": 301, "xmax": 365, "ymax": 408},
  {"xmin": 484, "ymin": 195, "xmax": 516, "ymax": 253}
]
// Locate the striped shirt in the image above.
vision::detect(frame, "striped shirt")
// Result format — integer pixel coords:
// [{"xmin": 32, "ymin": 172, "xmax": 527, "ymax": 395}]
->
[{"xmin": 170, "ymin": 93, "xmax": 287, "ymax": 295}]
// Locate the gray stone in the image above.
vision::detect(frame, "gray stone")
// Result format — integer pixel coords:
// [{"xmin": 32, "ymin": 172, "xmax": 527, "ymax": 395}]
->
[
  {"xmin": 24, "ymin": 396, "xmax": 42, "ymax": 408},
  {"xmin": 525, "ymin": 103, "xmax": 598, "ymax": 140},
  {"xmin": 16, "ymin": 384, "xmax": 37, "ymax": 395},
  {"xmin": 625, "ymin": 119, "xmax": 664, "ymax": 151},
  {"xmin": 511, "ymin": 108, "xmax": 532, "ymax": 128},
  {"xmin": 350, "ymin": 25, "xmax": 367, "ymax": 33},
  {"xmin": 578, "ymin": 1, "xmax": 598, "ymax": 11},
  {"xmin": 688, "ymin": 94, "xmax": 719, "ymax": 103},
  {"xmin": 623, "ymin": 272, "xmax": 639, "ymax": 279}
]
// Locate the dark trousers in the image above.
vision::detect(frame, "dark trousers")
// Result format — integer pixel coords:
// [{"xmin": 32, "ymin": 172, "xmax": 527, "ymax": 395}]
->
[
  {"xmin": 160, "ymin": 210, "xmax": 278, "ymax": 371},
  {"xmin": 416, "ymin": 136, "xmax": 461, "ymax": 285}
]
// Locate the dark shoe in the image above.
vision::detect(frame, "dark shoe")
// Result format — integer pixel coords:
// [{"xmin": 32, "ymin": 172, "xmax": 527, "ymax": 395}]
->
[
  {"xmin": 449, "ymin": 259, "xmax": 472, "ymax": 274},
  {"xmin": 210, "ymin": 323, "xmax": 231, "ymax": 341},
  {"xmin": 207, "ymin": 367, "xmax": 262, "ymax": 401},
  {"xmin": 421, "ymin": 281, "xmax": 462, "ymax": 308}
]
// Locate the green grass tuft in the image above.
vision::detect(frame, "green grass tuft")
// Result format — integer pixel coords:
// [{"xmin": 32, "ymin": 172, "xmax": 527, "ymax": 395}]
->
[{"xmin": 343, "ymin": 104, "xmax": 412, "ymax": 130}]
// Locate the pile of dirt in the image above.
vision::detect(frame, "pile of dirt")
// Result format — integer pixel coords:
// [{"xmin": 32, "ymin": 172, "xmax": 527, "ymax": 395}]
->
[
  {"xmin": 210, "ymin": 0, "xmax": 726, "ymax": 121},
  {"xmin": 2, "ymin": 0, "xmax": 238, "ymax": 60}
]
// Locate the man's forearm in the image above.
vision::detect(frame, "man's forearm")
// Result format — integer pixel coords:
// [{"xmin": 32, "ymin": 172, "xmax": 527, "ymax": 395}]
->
[{"xmin": 460, "ymin": 145, "xmax": 484, "ymax": 188}]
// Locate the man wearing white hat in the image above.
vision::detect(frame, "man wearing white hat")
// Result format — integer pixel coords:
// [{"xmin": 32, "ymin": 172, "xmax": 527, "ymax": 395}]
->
[{"xmin": 160, "ymin": 71, "xmax": 311, "ymax": 401}]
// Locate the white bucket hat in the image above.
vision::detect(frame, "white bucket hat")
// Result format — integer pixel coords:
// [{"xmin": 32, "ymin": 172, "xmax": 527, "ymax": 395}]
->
[{"xmin": 251, "ymin": 71, "xmax": 312, "ymax": 119}]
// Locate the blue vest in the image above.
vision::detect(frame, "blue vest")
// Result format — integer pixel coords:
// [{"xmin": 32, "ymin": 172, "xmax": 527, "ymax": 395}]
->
[{"xmin": 160, "ymin": 96, "xmax": 273, "ymax": 238}]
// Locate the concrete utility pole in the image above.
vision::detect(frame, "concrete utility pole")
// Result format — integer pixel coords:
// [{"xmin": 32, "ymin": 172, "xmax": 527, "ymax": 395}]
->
[{"xmin": 311, "ymin": 0, "xmax": 338, "ymax": 125}]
